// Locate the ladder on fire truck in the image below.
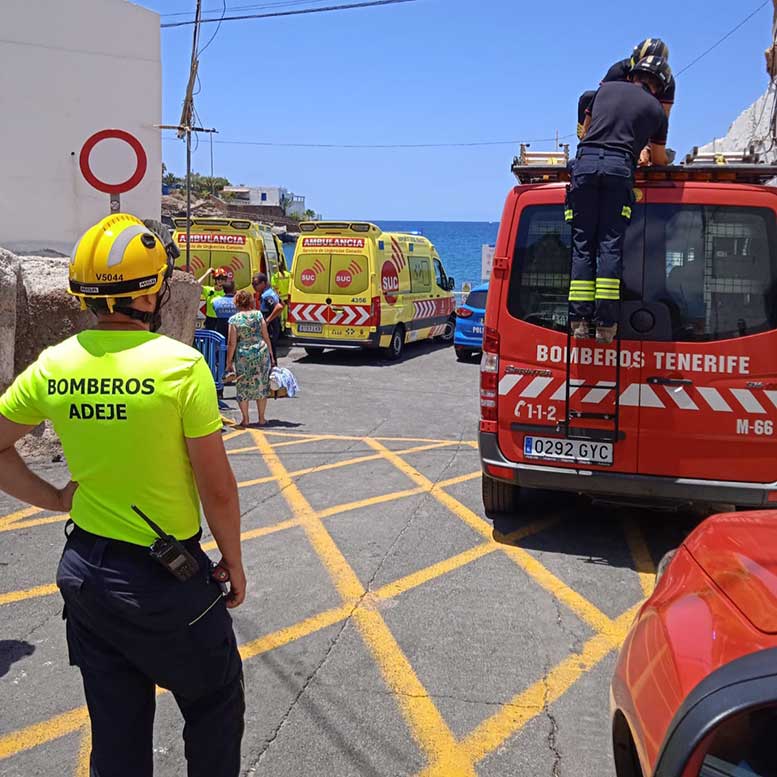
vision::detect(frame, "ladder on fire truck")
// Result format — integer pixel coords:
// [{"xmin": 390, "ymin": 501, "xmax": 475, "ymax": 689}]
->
[{"xmin": 510, "ymin": 144, "xmax": 777, "ymax": 444}]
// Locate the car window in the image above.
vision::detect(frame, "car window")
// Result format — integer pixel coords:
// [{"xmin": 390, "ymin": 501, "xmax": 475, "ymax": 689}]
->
[
  {"xmin": 507, "ymin": 204, "xmax": 643, "ymax": 332},
  {"xmin": 329, "ymin": 254, "xmax": 369, "ymax": 295},
  {"xmin": 293, "ymin": 253, "xmax": 332, "ymax": 295},
  {"xmin": 700, "ymin": 706, "xmax": 777, "ymax": 776},
  {"xmin": 410, "ymin": 257, "xmax": 432, "ymax": 293},
  {"xmin": 433, "ymin": 258, "xmax": 447, "ymax": 289},
  {"xmin": 465, "ymin": 290, "xmax": 488, "ymax": 309},
  {"xmin": 644, "ymin": 205, "xmax": 777, "ymax": 342}
]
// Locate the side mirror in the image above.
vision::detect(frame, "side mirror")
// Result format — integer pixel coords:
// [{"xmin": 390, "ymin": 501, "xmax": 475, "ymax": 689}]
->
[{"xmin": 447, "ymin": 277, "xmax": 456, "ymax": 291}]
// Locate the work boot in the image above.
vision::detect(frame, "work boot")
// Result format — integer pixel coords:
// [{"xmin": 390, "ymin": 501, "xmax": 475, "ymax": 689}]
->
[
  {"xmin": 595, "ymin": 323, "xmax": 618, "ymax": 344},
  {"xmin": 570, "ymin": 320, "xmax": 590, "ymax": 339}
]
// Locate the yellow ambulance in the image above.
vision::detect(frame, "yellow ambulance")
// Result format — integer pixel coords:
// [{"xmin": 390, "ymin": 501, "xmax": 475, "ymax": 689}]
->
[
  {"xmin": 172, "ymin": 217, "xmax": 289, "ymax": 329},
  {"xmin": 289, "ymin": 222, "xmax": 456, "ymax": 359}
]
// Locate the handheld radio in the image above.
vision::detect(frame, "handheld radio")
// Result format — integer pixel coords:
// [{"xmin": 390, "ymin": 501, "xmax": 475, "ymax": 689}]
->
[{"xmin": 131, "ymin": 505, "xmax": 200, "ymax": 582}]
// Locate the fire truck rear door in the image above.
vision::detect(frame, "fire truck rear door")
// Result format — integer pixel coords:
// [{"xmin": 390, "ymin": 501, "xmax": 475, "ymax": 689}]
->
[{"xmin": 636, "ymin": 186, "xmax": 777, "ymax": 483}]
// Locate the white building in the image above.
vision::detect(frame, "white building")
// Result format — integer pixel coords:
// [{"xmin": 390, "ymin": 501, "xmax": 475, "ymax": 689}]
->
[
  {"xmin": 222, "ymin": 186, "xmax": 306, "ymax": 217},
  {"xmin": 0, "ymin": 0, "xmax": 161, "ymax": 255}
]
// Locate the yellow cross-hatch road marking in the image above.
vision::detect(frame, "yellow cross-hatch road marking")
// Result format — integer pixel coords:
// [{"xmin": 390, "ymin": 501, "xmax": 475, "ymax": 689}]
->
[
  {"xmin": 0, "ymin": 516, "xmax": 555, "ymax": 764},
  {"xmin": 0, "ymin": 438, "xmax": 470, "ymax": 534},
  {"xmin": 367, "ymin": 439, "xmax": 616, "ymax": 634},
  {"xmin": 76, "ymin": 727, "xmax": 91, "ymax": 777},
  {"xmin": 0, "ymin": 506, "xmax": 43, "ymax": 527},
  {"xmin": 250, "ymin": 430, "xmax": 479, "ymax": 777},
  {"xmin": 624, "ymin": 518, "xmax": 657, "ymax": 597},
  {"xmin": 415, "ymin": 604, "xmax": 642, "ymax": 777},
  {"xmin": 0, "ymin": 430, "xmax": 647, "ymax": 774},
  {"xmin": 0, "ymin": 471, "xmax": 481, "ymax": 609}
]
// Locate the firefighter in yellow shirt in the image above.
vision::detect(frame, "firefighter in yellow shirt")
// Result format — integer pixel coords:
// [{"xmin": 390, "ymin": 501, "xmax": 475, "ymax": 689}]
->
[{"xmin": 0, "ymin": 215, "xmax": 246, "ymax": 777}]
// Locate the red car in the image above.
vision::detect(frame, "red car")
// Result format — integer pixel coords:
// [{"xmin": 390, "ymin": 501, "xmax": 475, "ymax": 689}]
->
[{"xmin": 611, "ymin": 510, "xmax": 777, "ymax": 777}]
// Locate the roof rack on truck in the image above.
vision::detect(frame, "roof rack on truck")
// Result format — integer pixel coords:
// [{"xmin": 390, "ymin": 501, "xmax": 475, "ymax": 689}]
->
[{"xmin": 511, "ymin": 145, "xmax": 777, "ymax": 186}]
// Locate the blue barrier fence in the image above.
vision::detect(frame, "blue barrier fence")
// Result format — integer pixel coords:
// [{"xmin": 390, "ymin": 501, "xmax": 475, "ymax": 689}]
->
[{"xmin": 194, "ymin": 329, "xmax": 227, "ymax": 391}]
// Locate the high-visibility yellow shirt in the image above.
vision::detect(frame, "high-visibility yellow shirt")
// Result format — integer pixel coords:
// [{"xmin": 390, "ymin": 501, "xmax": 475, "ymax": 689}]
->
[
  {"xmin": 0, "ymin": 330, "xmax": 222, "ymax": 545},
  {"xmin": 201, "ymin": 285, "xmax": 224, "ymax": 317},
  {"xmin": 275, "ymin": 271, "xmax": 291, "ymax": 300}
]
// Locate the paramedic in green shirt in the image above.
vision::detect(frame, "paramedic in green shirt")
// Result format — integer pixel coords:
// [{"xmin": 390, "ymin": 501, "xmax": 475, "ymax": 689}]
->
[
  {"xmin": 197, "ymin": 265, "xmax": 229, "ymax": 330},
  {"xmin": 0, "ymin": 214, "xmax": 246, "ymax": 777}
]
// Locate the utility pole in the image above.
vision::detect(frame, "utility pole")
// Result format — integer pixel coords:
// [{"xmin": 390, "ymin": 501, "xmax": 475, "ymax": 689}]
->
[{"xmin": 158, "ymin": 124, "xmax": 217, "ymax": 273}]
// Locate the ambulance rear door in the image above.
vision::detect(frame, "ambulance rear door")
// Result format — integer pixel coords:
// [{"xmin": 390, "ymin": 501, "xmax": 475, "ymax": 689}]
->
[
  {"xmin": 496, "ymin": 186, "xmax": 645, "ymax": 476},
  {"xmin": 636, "ymin": 185, "xmax": 777, "ymax": 482},
  {"xmin": 291, "ymin": 237, "xmax": 373, "ymax": 341}
]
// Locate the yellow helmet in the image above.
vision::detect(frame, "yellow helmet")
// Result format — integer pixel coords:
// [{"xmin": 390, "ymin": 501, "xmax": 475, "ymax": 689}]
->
[{"xmin": 69, "ymin": 213, "xmax": 174, "ymax": 312}]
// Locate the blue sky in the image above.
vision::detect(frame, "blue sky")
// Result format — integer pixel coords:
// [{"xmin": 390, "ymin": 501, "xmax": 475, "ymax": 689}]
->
[{"xmin": 144, "ymin": 0, "xmax": 774, "ymax": 220}]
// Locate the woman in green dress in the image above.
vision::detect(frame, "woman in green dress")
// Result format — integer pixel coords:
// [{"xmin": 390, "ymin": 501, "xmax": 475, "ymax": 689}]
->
[{"xmin": 225, "ymin": 290, "xmax": 275, "ymax": 426}]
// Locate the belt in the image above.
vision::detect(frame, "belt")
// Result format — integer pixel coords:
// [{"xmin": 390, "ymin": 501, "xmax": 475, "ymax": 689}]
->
[
  {"xmin": 576, "ymin": 147, "xmax": 633, "ymax": 161},
  {"xmin": 66, "ymin": 521, "xmax": 202, "ymax": 557}
]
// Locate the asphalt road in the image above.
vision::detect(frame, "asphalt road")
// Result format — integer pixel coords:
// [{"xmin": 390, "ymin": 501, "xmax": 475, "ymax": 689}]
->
[{"xmin": 0, "ymin": 339, "xmax": 702, "ymax": 777}]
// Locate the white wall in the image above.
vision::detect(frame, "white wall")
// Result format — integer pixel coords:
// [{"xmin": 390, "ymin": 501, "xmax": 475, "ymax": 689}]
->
[
  {"xmin": 0, "ymin": 0, "xmax": 161, "ymax": 255},
  {"xmin": 696, "ymin": 85, "xmax": 777, "ymax": 164}
]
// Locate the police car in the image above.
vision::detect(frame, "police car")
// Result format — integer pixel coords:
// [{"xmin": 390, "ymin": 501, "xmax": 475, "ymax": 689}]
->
[{"xmin": 454, "ymin": 283, "xmax": 488, "ymax": 361}]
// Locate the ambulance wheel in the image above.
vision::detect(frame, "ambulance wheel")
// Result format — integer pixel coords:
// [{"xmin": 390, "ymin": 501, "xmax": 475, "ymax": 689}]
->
[
  {"xmin": 304, "ymin": 347, "xmax": 324, "ymax": 358},
  {"xmin": 386, "ymin": 326, "xmax": 405, "ymax": 361},
  {"xmin": 435, "ymin": 315, "xmax": 456, "ymax": 344},
  {"xmin": 482, "ymin": 473, "xmax": 520, "ymax": 517}
]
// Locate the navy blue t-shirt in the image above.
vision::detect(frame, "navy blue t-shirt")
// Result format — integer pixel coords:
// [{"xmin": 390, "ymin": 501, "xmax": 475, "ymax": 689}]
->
[{"xmin": 580, "ymin": 81, "xmax": 668, "ymax": 162}]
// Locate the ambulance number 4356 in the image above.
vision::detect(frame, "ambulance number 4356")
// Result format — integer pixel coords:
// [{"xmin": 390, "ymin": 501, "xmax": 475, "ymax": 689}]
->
[{"xmin": 736, "ymin": 419, "xmax": 774, "ymax": 436}]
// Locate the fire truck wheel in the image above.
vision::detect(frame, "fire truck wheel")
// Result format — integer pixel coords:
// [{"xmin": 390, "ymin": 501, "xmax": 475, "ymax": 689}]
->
[
  {"xmin": 386, "ymin": 326, "xmax": 405, "ymax": 361},
  {"xmin": 482, "ymin": 473, "xmax": 520, "ymax": 517}
]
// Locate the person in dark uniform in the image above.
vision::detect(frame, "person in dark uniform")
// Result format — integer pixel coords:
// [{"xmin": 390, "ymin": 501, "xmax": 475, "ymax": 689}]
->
[
  {"xmin": 568, "ymin": 56, "xmax": 670, "ymax": 343},
  {"xmin": 577, "ymin": 38, "xmax": 674, "ymax": 141},
  {"xmin": 0, "ymin": 215, "xmax": 246, "ymax": 777}
]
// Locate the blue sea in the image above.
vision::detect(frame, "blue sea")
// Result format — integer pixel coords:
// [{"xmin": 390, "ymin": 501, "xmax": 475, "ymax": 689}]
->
[{"xmin": 282, "ymin": 221, "xmax": 499, "ymax": 291}]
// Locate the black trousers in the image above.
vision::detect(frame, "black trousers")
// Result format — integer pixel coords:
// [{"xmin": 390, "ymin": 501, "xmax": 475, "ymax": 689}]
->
[
  {"xmin": 567, "ymin": 148, "xmax": 634, "ymax": 326},
  {"xmin": 57, "ymin": 526, "xmax": 244, "ymax": 777}
]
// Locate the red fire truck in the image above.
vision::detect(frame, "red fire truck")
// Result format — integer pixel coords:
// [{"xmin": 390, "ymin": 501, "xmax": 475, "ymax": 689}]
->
[{"xmin": 480, "ymin": 147, "xmax": 777, "ymax": 514}]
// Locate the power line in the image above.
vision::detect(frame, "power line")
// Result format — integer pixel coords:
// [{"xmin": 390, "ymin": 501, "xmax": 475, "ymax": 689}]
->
[
  {"xmin": 676, "ymin": 0, "xmax": 771, "ymax": 76},
  {"xmin": 162, "ymin": 132, "xmax": 576, "ymax": 149},
  {"xmin": 161, "ymin": 0, "xmax": 416, "ymax": 28},
  {"xmin": 197, "ymin": 0, "xmax": 227, "ymax": 55},
  {"xmin": 161, "ymin": 0, "xmax": 336, "ymax": 19}
]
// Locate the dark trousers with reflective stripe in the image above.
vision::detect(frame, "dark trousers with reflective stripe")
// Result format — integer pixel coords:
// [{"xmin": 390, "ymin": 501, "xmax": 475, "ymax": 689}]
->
[
  {"xmin": 57, "ymin": 526, "xmax": 245, "ymax": 777},
  {"xmin": 567, "ymin": 148, "xmax": 634, "ymax": 326}
]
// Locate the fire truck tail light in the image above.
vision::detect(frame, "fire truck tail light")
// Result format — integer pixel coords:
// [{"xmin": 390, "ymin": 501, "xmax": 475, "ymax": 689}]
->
[
  {"xmin": 481, "ymin": 353, "xmax": 499, "ymax": 374},
  {"xmin": 483, "ymin": 326, "xmax": 500, "ymax": 354}
]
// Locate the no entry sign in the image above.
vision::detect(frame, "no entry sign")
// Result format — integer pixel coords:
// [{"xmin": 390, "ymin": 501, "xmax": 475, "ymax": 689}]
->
[{"xmin": 79, "ymin": 129, "xmax": 147, "ymax": 211}]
